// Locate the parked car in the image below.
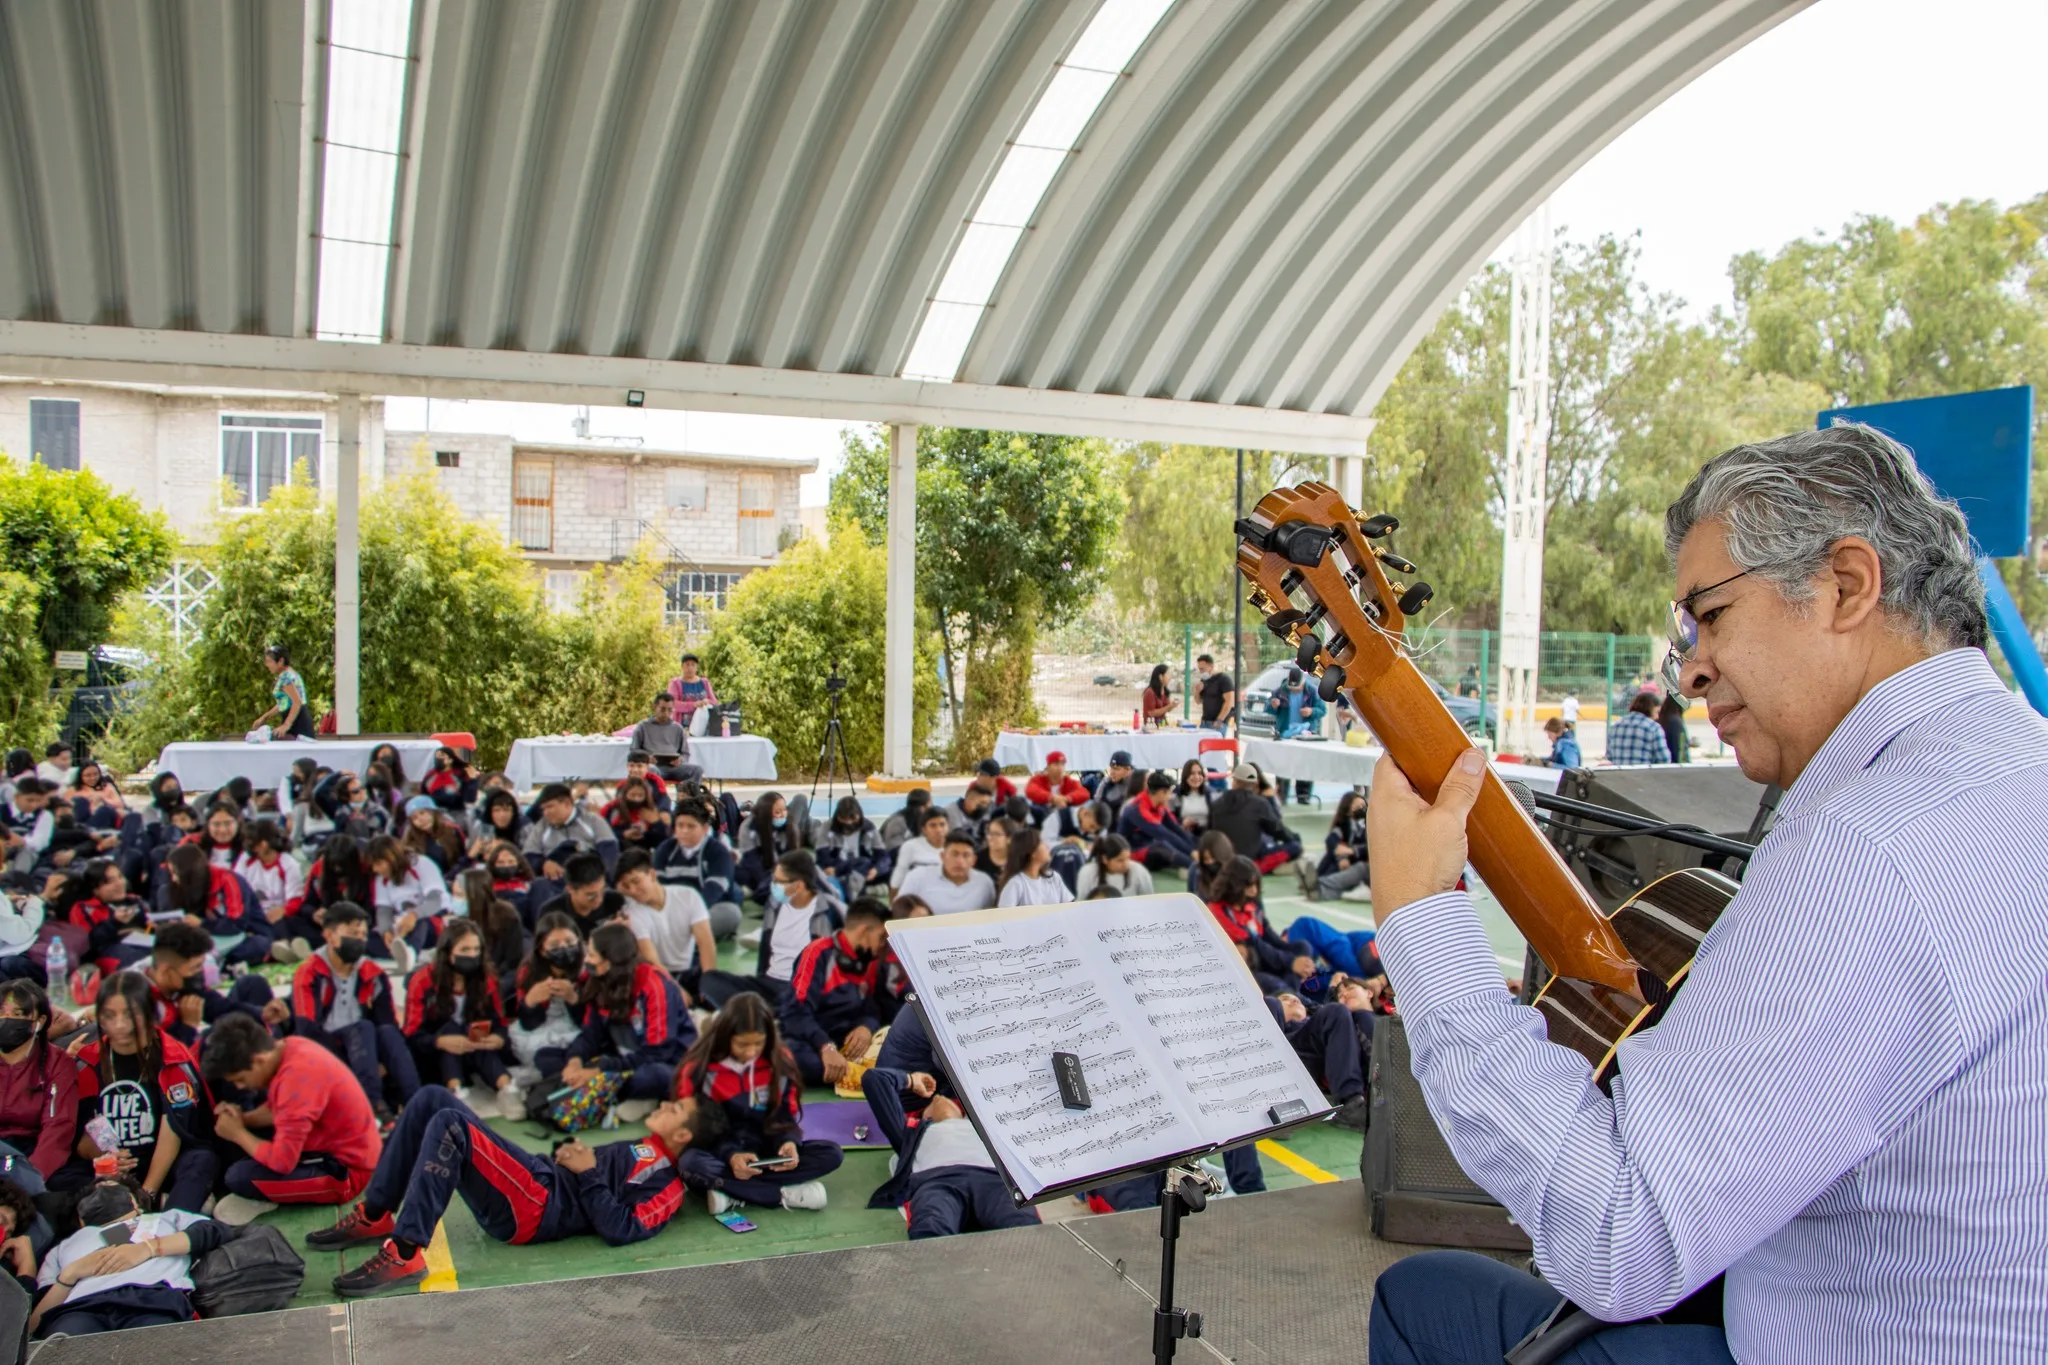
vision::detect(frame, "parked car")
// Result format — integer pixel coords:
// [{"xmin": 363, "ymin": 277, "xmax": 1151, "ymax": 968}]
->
[{"xmin": 1237, "ymin": 662, "xmax": 1494, "ymax": 739}]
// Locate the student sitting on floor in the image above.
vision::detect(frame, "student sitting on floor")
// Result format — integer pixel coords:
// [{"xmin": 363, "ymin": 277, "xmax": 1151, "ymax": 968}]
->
[
  {"xmin": 65, "ymin": 972, "xmax": 216, "ymax": 1213},
  {"xmin": 0, "ymin": 980, "xmax": 78, "ymax": 1191},
  {"xmin": 295, "ymin": 833, "xmax": 374, "ymax": 934},
  {"xmin": 651, "ymin": 797, "xmax": 740, "ymax": 941},
  {"xmin": 142, "ymin": 924, "xmax": 282, "ymax": 1050},
  {"xmin": 455, "ymin": 869, "xmax": 527, "ymax": 1004},
  {"xmin": 68, "ymin": 857, "xmax": 152, "ymax": 977},
  {"xmin": 363, "ymin": 835, "xmax": 446, "ymax": 971},
  {"xmin": 733, "ymin": 791, "xmax": 805, "ymax": 907},
  {"xmin": 814, "ymin": 795, "xmax": 888, "ymax": 902},
  {"xmin": 887, "ymin": 805, "xmax": 950, "ymax": 893},
  {"xmin": 419, "ymin": 746, "xmax": 478, "ymax": 815},
  {"xmin": 470, "ymin": 791, "xmax": 526, "ymax": 864},
  {"xmin": 1268, "ymin": 991, "xmax": 1367, "ymax": 1128},
  {"xmin": 521, "ymin": 783, "xmax": 618, "ymax": 881},
  {"xmin": 288, "ymin": 903, "xmax": 420, "ymax": 1123},
  {"xmin": 401, "ymin": 797, "xmax": 465, "ymax": 876},
  {"xmin": 897, "ymin": 830, "xmax": 996, "ymax": 915},
  {"xmin": 509, "ymin": 913, "xmax": 588, "ymax": 1073},
  {"xmin": 202, "ymin": 1013, "xmax": 384, "ymax": 1218},
  {"xmin": 863, "ymin": 1066, "xmax": 1041, "ymax": 1240},
  {"xmin": 312, "ymin": 1086, "xmax": 724, "ymax": 1299},
  {"xmin": 156, "ymin": 843, "xmax": 272, "ymax": 967},
  {"xmin": 1073, "ymin": 833, "xmax": 1154, "ymax": 900},
  {"xmin": 674, "ymin": 992, "xmax": 841, "ymax": 1214},
  {"xmin": 1206, "ymin": 856, "xmax": 1318, "ymax": 996},
  {"xmin": 403, "ymin": 919, "xmax": 520, "ymax": 1117},
  {"xmin": 233, "ymin": 819, "xmax": 303, "ymax": 935},
  {"xmin": 0, "ymin": 777, "xmax": 56, "ymax": 876},
  {"xmin": 477, "ymin": 839, "xmax": 537, "ymax": 929},
  {"xmin": 780, "ymin": 897, "xmax": 889, "ymax": 1087},
  {"xmin": 29, "ymin": 1175, "xmax": 233, "ymax": 1339},
  {"xmin": 187, "ymin": 802, "xmax": 245, "ymax": 868},
  {"xmin": 995, "ymin": 828, "xmax": 1072, "ymax": 907},
  {"xmin": 534, "ymin": 851, "xmax": 626, "ymax": 943},
  {"xmin": 615, "ymin": 849, "xmax": 714, "ymax": 1003},
  {"xmin": 603, "ymin": 777, "xmax": 671, "ymax": 851},
  {"xmin": 698, "ymin": 849, "xmax": 844, "ymax": 1010},
  {"xmin": 539, "ymin": 922, "xmax": 695, "ymax": 1105},
  {"xmin": 1117, "ymin": 771, "xmax": 1197, "ymax": 872},
  {"xmin": 873, "ymin": 894, "xmax": 933, "ymax": 1026}
]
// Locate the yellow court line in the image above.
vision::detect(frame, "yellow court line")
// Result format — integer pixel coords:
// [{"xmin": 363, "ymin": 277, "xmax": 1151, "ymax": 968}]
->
[
  {"xmin": 1256, "ymin": 1138, "xmax": 1340, "ymax": 1184},
  {"xmin": 420, "ymin": 1220, "xmax": 459, "ymax": 1292}
]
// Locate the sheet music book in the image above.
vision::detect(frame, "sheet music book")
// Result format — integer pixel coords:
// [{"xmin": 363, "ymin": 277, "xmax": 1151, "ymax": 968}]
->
[{"xmin": 886, "ymin": 892, "xmax": 1333, "ymax": 1202}]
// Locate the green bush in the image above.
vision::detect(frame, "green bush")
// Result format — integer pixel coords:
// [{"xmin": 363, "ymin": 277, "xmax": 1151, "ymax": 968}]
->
[
  {"xmin": 0, "ymin": 571, "xmax": 60, "ymax": 751},
  {"xmin": 701, "ymin": 522, "xmax": 941, "ymax": 777}
]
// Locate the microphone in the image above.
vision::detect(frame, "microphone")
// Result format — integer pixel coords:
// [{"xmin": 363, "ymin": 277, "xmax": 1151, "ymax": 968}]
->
[{"xmin": 1500, "ymin": 779, "xmax": 1538, "ymax": 821}]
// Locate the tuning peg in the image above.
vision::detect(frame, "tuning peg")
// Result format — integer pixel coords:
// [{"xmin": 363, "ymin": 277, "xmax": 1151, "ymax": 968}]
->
[
  {"xmin": 1271, "ymin": 522, "xmax": 1340, "ymax": 568},
  {"xmin": 1358, "ymin": 514, "xmax": 1400, "ymax": 539},
  {"xmin": 1398, "ymin": 582, "xmax": 1434, "ymax": 614},
  {"xmin": 1317, "ymin": 665, "xmax": 1346, "ymax": 702},
  {"xmin": 1294, "ymin": 634, "xmax": 1322, "ymax": 670},
  {"xmin": 1376, "ymin": 550, "xmax": 1416, "ymax": 574},
  {"xmin": 1263, "ymin": 608, "xmax": 1304, "ymax": 638}
]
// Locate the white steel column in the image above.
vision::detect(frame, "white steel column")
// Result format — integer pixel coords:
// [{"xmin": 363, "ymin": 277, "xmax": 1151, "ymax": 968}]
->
[
  {"xmin": 1495, "ymin": 205, "xmax": 1551, "ymax": 757},
  {"xmin": 334, "ymin": 394, "xmax": 362, "ymax": 735},
  {"xmin": 882, "ymin": 422, "xmax": 919, "ymax": 778}
]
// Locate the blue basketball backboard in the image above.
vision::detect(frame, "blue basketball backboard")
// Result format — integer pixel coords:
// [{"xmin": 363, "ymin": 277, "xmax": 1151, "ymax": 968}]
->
[{"xmin": 1817, "ymin": 386, "xmax": 2034, "ymax": 558}]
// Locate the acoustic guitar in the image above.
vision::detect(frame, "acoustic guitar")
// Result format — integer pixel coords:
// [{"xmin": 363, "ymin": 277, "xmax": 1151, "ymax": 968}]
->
[{"xmin": 1233, "ymin": 481, "xmax": 1737, "ymax": 1080}]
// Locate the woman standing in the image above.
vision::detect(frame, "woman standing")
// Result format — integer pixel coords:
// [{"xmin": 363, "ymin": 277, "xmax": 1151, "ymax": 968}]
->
[
  {"xmin": 1140, "ymin": 664, "xmax": 1173, "ymax": 726},
  {"xmin": 254, "ymin": 645, "xmax": 314, "ymax": 739}
]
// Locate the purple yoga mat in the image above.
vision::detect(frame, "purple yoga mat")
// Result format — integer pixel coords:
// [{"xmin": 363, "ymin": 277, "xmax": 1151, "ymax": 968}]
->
[{"xmin": 802, "ymin": 1098, "xmax": 888, "ymax": 1148}]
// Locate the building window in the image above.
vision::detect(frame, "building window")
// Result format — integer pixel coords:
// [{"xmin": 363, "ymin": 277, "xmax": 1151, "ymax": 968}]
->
[
  {"xmin": 29, "ymin": 400, "xmax": 79, "ymax": 471},
  {"xmin": 220, "ymin": 413, "xmax": 322, "ymax": 508},
  {"xmin": 545, "ymin": 569, "xmax": 585, "ymax": 613},
  {"xmin": 738, "ymin": 473, "xmax": 776, "ymax": 557},
  {"xmin": 512, "ymin": 458, "xmax": 553, "ymax": 551},
  {"xmin": 665, "ymin": 469, "xmax": 706, "ymax": 512},
  {"xmin": 434, "ymin": 450, "xmax": 460, "ymax": 468},
  {"xmin": 586, "ymin": 465, "xmax": 628, "ymax": 515},
  {"xmin": 665, "ymin": 571, "xmax": 746, "ymax": 628}
]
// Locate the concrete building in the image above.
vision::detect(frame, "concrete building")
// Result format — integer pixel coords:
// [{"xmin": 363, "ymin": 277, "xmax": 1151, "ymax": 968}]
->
[{"xmin": 0, "ymin": 379, "xmax": 812, "ymax": 626}]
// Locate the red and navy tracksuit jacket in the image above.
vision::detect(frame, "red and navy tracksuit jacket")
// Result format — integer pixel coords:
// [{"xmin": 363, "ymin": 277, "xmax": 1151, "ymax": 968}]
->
[
  {"xmin": 70, "ymin": 895, "xmax": 151, "ymax": 974},
  {"xmin": 292, "ymin": 856, "xmax": 373, "ymax": 920},
  {"xmin": 403, "ymin": 970, "xmax": 506, "ymax": 1039},
  {"xmin": 680, "ymin": 1053, "xmax": 801, "ymax": 1160},
  {"xmin": 155, "ymin": 864, "xmax": 267, "ymax": 942},
  {"xmin": 781, "ymin": 932, "xmax": 881, "ymax": 1053},
  {"xmin": 420, "ymin": 768, "xmax": 477, "ymax": 812},
  {"xmin": 567, "ymin": 963, "xmax": 694, "ymax": 1072},
  {"xmin": 1209, "ymin": 898, "xmax": 1305, "ymax": 982},
  {"xmin": 291, "ymin": 954, "xmax": 402, "ymax": 1036},
  {"xmin": 512, "ymin": 964, "xmax": 589, "ymax": 1030},
  {"xmin": 74, "ymin": 1033, "xmax": 212, "ymax": 1148}
]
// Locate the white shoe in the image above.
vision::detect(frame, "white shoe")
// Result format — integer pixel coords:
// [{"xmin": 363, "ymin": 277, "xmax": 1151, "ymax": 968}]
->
[
  {"xmin": 213, "ymin": 1194, "xmax": 278, "ymax": 1227},
  {"xmin": 449, "ymin": 1083, "xmax": 471, "ymax": 1106},
  {"xmin": 779, "ymin": 1180, "xmax": 828, "ymax": 1211},
  {"xmin": 497, "ymin": 1084, "xmax": 527, "ymax": 1119},
  {"xmin": 615, "ymin": 1098, "xmax": 657, "ymax": 1123},
  {"xmin": 269, "ymin": 939, "xmax": 303, "ymax": 965},
  {"xmin": 388, "ymin": 938, "xmax": 415, "ymax": 977},
  {"xmin": 705, "ymin": 1189, "xmax": 735, "ymax": 1217}
]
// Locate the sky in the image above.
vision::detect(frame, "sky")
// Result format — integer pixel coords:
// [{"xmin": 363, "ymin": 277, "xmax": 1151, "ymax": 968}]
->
[{"xmin": 385, "ymin": 0, "xmax": 2048, "ymax": 505}]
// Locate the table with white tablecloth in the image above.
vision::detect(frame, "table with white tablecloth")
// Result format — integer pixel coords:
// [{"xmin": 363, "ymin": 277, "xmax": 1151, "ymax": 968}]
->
[
  {"xmin": 154, "ymin": 738, "xmax": 447, "ymax": 792},
  {"xmin": 1239, "ymin": 736, "xmax": 1568, "ymax": 793},
  {"xmin": 503, "ymin": 735, "xmax": 780, "ymax": 788},
  {"xmin": 991, "ymin": 729, "xmax": 1221, "ymax": 773}
]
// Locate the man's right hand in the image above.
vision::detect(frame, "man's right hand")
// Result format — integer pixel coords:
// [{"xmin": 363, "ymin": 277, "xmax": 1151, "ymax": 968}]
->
[
  {"xmin": 819, "ymin": 1044, "xmax": 847, "ymax": 1084},
  {"xmin": 906, "ymin": 1072, "xmax": 937, "ymax": 1098},
  {"xmin": 178, "ymin": 994, "xmax": 206, "ymax": 1029}
]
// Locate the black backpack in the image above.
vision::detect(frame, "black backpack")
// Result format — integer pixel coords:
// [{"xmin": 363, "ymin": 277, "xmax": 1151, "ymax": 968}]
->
[{"xmin": 191, "ymin": 1223, "xmax": 306, "ymax": 1317}]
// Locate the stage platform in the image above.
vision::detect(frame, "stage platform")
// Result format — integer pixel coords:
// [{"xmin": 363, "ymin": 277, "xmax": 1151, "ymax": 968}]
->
[{"xmin": 42, "ymin": 1183, "xmax": 1521, "ymax": 1364}]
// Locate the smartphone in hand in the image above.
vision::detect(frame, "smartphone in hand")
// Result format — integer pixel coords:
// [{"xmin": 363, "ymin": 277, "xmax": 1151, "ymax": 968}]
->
[{"xmin": 745, "ymin": 1155, "xmax": 799, "ymax": 1172}]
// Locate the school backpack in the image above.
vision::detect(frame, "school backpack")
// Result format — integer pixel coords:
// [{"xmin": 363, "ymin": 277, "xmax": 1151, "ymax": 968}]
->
[
  {"xmin": 525, "ymin": 1069, "xmax": 625, "ymax": 1133},
  {"xmin": 191, "ymin": 1223, "xmax": 306, "ymax": 1317}
]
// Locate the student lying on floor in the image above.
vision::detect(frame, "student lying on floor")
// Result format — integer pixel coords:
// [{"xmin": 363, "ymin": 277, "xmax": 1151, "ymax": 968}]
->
[{"xmin": 862, "ymin": 1066, "xmax": 1040, "ymax": 1240}]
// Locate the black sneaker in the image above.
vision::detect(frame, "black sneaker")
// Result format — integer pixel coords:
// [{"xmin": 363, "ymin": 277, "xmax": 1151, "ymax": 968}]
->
[{"xmin": 1331, "ymin": 1095, "xmax": 1369, "ymax": 1133}]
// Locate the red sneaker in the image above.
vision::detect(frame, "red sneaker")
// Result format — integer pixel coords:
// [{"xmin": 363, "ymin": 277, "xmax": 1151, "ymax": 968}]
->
[
  {"xmin": 306, "ymin": 1203, "xmax": 396, "ymax": 1250},
  {"xmin": 332, "ymin": 1239, "xmax": 427, "ymax": 1298}
]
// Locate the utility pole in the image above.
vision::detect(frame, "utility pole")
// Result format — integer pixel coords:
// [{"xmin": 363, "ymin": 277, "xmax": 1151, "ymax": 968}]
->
[{"xmin": 1496, "ymin": 203, "xmax": 1552, "ymax": 756}]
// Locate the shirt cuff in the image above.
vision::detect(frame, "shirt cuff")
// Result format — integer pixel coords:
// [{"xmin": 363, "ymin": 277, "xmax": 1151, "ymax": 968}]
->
[{"xmin": 1374, "ymin": 890, "xmax": 1512, "ymax": 1017}]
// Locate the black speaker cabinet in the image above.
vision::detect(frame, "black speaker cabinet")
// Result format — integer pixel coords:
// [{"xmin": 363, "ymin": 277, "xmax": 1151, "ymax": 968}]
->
[{"xmin": 1550, "ymin": 765, "xmax": 1769, "ymax": 912}]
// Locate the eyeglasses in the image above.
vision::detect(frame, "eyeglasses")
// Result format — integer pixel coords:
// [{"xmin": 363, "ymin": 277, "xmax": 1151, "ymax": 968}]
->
[{"xmin": 1660, "ymin": 569, "xmax": 1750, "ymax": 693}]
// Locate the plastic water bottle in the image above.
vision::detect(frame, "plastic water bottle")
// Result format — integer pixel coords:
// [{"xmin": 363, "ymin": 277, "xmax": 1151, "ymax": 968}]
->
[{"xmin": 45, "ymin": 938, "xmax": 71, "ymax": 1011}]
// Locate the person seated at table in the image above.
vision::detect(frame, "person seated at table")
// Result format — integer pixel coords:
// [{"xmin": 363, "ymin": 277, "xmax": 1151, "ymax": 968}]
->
[
  {"xmin": 863, "ymin": 1069, "xmax": 1040, "ymax": 1241},
  {"xmin": 1206, "ymin": 763, "xmax": 1302, "ymax": 876},
  {"xmin": 615, "ymin": 849, "xmax": 714, "ymax": 1001},
  {"xmin": 971, "ymin": 758, "xmax": 1018, "ymax": 805},
  {"xmin": 814, "ymin": 795, "xmax": 887, "ymax": 902},
  {"xmin": 537, "ymin": 922, "xmax": 695, "ymax": 1104},
  {"xmin": 400, "ymin": 797, "xmax": 464, "ymax": 876},
  {"xmin": 509, "ymin": 913, "xmax": 587, "ymax": 1074},
  {"xmin": 311, "ymin": 1087, "xmax": 719, "ymax": 1299},
  {"xmin": 29, "ymin": 1175, "xmax": 234, "ymax": 1339},
  {"xmin": 996, "ymin": 829, "xmax": 1071, "ymax": 908},
  {"xmin": 68, "ymin": 857, "xmax": 153, "ymax": 977},
  {"xmin": 664, "ymin": 651, "xmax": 719, "ymax": 727},
  {"xmin": 290, "ymin": 903, "xmax": 421, "ymax": 1122},
  {"xmin": 202, "ymin": 1014, "xmax": 385, "ymax": 1219},
  {"xmin": 403, "ymin": 919, "xmax": 519, "ymax": 1115},
  {"xmin": 698, "ymin": 849, "xmax": 844, "ymax": 1011},
  {"xmin": 1073, "ymin": 833, "xmax": 1154, "ymax": 900},
  {"xmin": 944, "ymin": 783, "xmax": 994, "ymax": 844},
  {"xmin": 780, "ymin": 897, "xmax": 888, "ymax": 1088},
  {"xmin": 651, "ymin": 797, "xmax": 741, "ymax": 941},
  {"xmin": 1207, "ymin": 856, "xmax": 1317, "ymax": 996},
  {"xmin": 141, "ymin": 924, "xmax": 283, "ymax": 1051},
  {"xmin": 1140, "ymin": 664, "xmax": 1174, "ymax": 725},
  {"xmin": 364, "ymin": 836, "xmax": 446, "ymax": 973},
  {"xmin": 675, "ymin": 992, "xmax": 841, "ymax": 1213},
  {"xmin": 887, "ymin": 805, "xmax": 950, "ymax": 893},
  {"xmin": 629, "ymin": 693, "xmax": 702, "ymax": 787},
  {"xmin": 521, "ymin": 782, "xmax": 617, "ymax": 881},
  {"xmin": 419, "ymin": 746, "xmax": 477, "ymax": 815},
  {"xmin": 533, "ymin": 852, "xmax": 625, "ymax": 943},
  {"xmin": 898, "ymin": 831, "xmax": 996, "ymax": 915},
  {"xmin": 733, "ymin": 791, "xmax": 804, "ymax": 908},
  {"xmin": 1024, "ymin": 751, "xmax": 1089, "ymax": 812},
  {"xmin": 1268, "ymin": 991, "xmax": 1367, "ymax": 1129},
  {"xmin": 1313, "ymin": 790, "xmax": 1370, "ymax": 901},
  {"xmin": 65, "ymin": 971, "xmax": 217, "ymax": 1213},
  {"xmin": 602, "ymin": 777, "xmax": 671, "ymax": 851},
  {"xmin": 1538, "ymin": 715, "xmax": 1583, "ymax": 768},
  {"xmin": 974, "ymin": 817, "xmax": 1013, "ymax": 883},
  {"xmin": 1117, "ymin": 771, "xmax": 1196, "ymax": 873},
  {"xmin": 468, "ymin": 788, "xmax": 525, "ymax": 862},
  {"xmin": 622, "ymin": 751, "xmax": 673, "ymax": 811},
  {"xmin": 1088, "ymin": 752, "xmax": 1138, "ymax": 819},
  {"xmin": 155, "ymin": 843, "xmax": 271, "ymax": 968},
  {"xmin": 877, "ymin": 788, "xmax": 932, "ymax": 851}
]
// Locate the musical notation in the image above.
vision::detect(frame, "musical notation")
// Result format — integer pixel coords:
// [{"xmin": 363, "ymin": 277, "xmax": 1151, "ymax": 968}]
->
[
  {"xmin": 1096, "ymin": 920, "xmax": 1203, "ymax": 943},
  {"xmin": 935, "ymin": 962, "xmax": 1085, "ymax": 998},
  {"xmin": 954, "ymin": 996, "xmax": 1107, "ymax": 1046},
  {"xmin": 1171, "ymin": 1041, "xmax": 1269, "ymax": 1070},
  {"xmin": 971, "ymin": 1022, "xmax": 1121, "ymax": 1067},
  {"xmin": 1014, "ymin": 1099, "xmax": 1174, "ymax": 1149},
  {"xmin": 1146, "ymin": 1006, "xmax": 1213, "ymax": 1028},
  {"xmin": 1184, "ymin": 1061, "xmax": 1288, "ymax": 1092},
  {"xmin": 929, "ymin": 935, "xmax": 1070, "ymax": 967},
  {"xmin": 1106, "ymin": 945, "xmax": 1184, "ymax": 964},
  {"xmin": 1159, "ymin": 1019, "xmax": 1264, "ymax": 1048},
  {"xmin": 977, "ymin": 1049, "xmax": 1141, "ymax": 1103},
  {"xmin": 1132, "ymin": 984, "xmax": 1231, "ymax": 1004},
  {"xmin": 988, "ymin": 1069, "xmax": 1151, "ymax": 1123},
  {"xmin": 1041, "ymin": 1114, "xmax": 1182, "ymax": 1167},
  {"xmin": 1197, "ymin": 1086, "xmax": 1294, "ymax": 1117}
]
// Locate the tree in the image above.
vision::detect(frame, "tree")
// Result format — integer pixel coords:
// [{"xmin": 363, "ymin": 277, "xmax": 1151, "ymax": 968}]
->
[
  {"xmin": 698, "ymin": 521, "xmax": 940, "ymax": 777},
  {"xmin": 1107, "ymin": 446, "xmax": 1321, "ymax": 625},
  {"xmin": 832, "ymin": 426, "xmax": 1124, "ymax": 763}
]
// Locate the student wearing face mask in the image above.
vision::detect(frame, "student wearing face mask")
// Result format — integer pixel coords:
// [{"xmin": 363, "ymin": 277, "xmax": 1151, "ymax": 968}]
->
[
  {"xmin": 0, "ymin": 980, "xmax": 77, "ymax": 1191},
  {"xmin": 779, "ymin": 898, "xmax": 889, "ymax": 1088},
  {"xmin": 733, "ymin": 792, "xmax": 803, "ymax": 908},
  {"xmin": 455, "ymin": 869, "xmax": 526, "ymax": 1002},
  {"xmin": 29, "ymin": 1175, "xmax": 233, "ymax": 1338},
  {"xmin": 814, "ymin": 795, "xmax": 888, "ymax": 902},
  {"xmin": 402, "ymin": 919, "xmax": 518, "ymax": 1116},
  {"xmin": 142, "ymin": 924, "xmax": 284, "ymax": 1051},
  {"xmin": 64, "ymin": 972, "xmax": 216, "ymax": 1214},
  {"xmin": 476, "ymin": 839, "xmax": 536, "ymax": 928},
  {"xmin": 698, "ymin": 849, "xmax": 845, "ymax": 1010},
  {"xmin": 539, "ymin": 922, "xmax": 695, "ymax": 1108},
  {"xmin": 288, "ymin": 903, "xmax": 421, "ymax": 1121},
  {"xmin": 674, "ymin": 992, "xmax": 840, "ymax": 1214},
  {"xmin": 509, "ymin": 914, "xmax": 588, "ymax": 1074}
]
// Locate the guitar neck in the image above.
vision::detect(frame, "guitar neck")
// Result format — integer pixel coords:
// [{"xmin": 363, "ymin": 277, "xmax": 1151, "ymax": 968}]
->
[{"xmin": 1350, "ymin": 656, "xmax": 1644, "ymax": 999}]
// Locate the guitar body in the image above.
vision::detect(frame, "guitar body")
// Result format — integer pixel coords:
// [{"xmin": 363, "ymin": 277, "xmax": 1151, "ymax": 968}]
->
[{"xmin": 1531, "ymin": 866, "xmax": 1739, "ymax": 1085}]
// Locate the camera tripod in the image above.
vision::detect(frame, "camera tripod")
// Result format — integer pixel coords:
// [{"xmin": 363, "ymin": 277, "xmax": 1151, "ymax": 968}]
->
[{"xmin": 811, "ymin": 665, "xmax": 853, "ymax": 804}]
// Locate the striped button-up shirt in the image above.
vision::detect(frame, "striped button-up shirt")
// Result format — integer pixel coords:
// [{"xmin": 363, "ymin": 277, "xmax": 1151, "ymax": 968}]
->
[{"xmin": 1378, "ymin": 647, "xmax": 2048, "ymax": 1362}]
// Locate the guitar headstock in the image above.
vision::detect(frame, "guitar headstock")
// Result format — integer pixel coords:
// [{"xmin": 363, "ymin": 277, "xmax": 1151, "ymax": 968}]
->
[{"xmin": 1232, "ymin": 482, "xmax": 1433, "ymax": 702}]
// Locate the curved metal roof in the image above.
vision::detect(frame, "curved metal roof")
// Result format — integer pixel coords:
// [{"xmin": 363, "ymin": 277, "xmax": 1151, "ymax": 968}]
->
[{"xmin": 0, "ymin": 0, "xmax": 1807, "ymax": 451}]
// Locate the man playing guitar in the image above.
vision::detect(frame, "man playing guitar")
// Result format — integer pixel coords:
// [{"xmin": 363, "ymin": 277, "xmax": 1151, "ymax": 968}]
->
[{"xmin": 1366, "ymin": 423, "xmax": 2048, "ymax": 1363}]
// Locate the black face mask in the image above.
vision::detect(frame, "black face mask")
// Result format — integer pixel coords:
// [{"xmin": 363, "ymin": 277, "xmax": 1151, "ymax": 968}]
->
[
  {"xmin": 333, "ymin": 937, "xmax": 369, "ymax": 965},
  {"xmin": 543, "ymin": 945, "xmax": 583, "ymax": 971},
  {"xmin": 492, "ymin": 864, "xmax": 521, "ymax": 879},
  {"xmin": 0, "ymin": 1018, "xmax": 34, "ymax": 1052},
  {"xmin": 76, "ymin": 1183, "xmax": 137, "ymax": 1228},
  {"xmin": 450, "ymin": 953, "xmax": 483, "ymax": 975}
]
